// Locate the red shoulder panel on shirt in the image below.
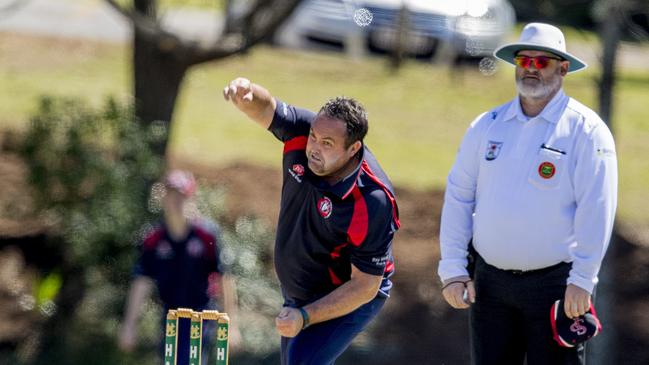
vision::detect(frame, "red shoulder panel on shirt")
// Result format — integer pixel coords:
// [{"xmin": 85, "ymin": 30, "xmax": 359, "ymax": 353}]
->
[
  {"xmin": 283, "ymin": 136, "xmax": 308, "ymax": 154},
  {"xmin": 361, "ymin": 161, "xmax": 401, "ymax": 229},
  {"xmin": 142, "ymin": 227, "xmax": 165, "ymax": 250},
  {"xmin": 347, "ymin": 187, "xmax": 369, "ymax": 247}
]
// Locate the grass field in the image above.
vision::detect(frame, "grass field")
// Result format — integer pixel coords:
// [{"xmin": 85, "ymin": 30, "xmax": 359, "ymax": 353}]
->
[
  {"xmin": 1, "ymin": 32, "xmax": 648, "ymax": 228},
  {"xmin": 96, "ymin": 0, "xmax": 224, "ymax": 10}
]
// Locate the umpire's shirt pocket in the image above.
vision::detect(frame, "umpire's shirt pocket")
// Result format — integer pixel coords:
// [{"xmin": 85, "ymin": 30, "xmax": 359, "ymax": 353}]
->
[{"xmin": 528, "ymin": 146, "xmax": 566, "ymax": 190}]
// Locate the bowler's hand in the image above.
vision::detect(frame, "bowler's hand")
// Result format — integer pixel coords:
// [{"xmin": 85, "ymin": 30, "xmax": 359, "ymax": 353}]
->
[
  {"xmin": 222, "ymin": 77, "xmax": 276, "ymax": 128},
  {"xmin": 275, "ymin": 307, "xmax": 303, "ymax": 338},
  {"xmin": 564, "ymin": 284, "xmax": 591, "ymax": 319},
  {"xmin": 223, "ymin": 77, "xmax": 254, "ymax": 104},
  {"xmin": 441, "ymin": 275, "xmax": 475, "ymax": 309}
]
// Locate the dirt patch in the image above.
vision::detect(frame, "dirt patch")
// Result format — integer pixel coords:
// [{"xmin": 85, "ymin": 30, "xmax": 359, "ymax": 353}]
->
[{"xmin": 172, "ymin": 160, "xmax": 283, "ymax": 227}]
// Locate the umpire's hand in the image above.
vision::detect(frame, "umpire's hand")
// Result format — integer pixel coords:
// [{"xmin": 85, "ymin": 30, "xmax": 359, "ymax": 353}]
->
[
  {"xmin": 441, "ymin": 276, "xmax": 475, "ymax": 309},
  {"xmin": 564, "ymin": 284, "xmax": 591, "ymax": 319}
]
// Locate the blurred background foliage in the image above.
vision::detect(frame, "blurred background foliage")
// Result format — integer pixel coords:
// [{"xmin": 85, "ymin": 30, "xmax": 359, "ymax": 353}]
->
[{"xmin": 2, "ymin": 97, "xmax": 283, "ymax": 364}]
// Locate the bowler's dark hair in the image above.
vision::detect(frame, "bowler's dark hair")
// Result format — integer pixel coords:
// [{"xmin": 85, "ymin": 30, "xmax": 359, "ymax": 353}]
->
[{"xmin": 318, "ymin": 97, "xmax": 368, "ymax": 148}]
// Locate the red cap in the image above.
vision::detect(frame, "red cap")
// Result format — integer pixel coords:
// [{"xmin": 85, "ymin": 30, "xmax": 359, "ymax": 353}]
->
[{"xmin": 550, "ymin": 299, "xmax": 602, "ymax": 348}]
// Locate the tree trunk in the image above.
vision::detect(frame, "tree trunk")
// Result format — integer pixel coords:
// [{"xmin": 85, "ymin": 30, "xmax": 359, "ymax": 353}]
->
[
  {"xmin": 589, "ymin": 3, "xmax": 624, "ymax": 364},
  {"xmin": 389, "ymin": 5, "xmax": 409, "ymax": 72},
  {"xmin": 134, "ymin": 31, "xmax": 189, "ymax": 156},
  {"xmin": 133, "ymin": 0, "xmax": 189, "ymax": 156},
  {"xmin": 598, "ymin": 2, "xmax": 622, "ymax": 129}
]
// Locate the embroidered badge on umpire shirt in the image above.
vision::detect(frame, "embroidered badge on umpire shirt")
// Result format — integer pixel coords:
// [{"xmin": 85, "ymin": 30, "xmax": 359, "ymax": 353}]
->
[
  {"xmin": 538, "ymin": 162, "xmax": 556, "ymax": 179},
  {"xmin": 485, "ymin": 141, "xmax": 503, "ymax": 161}
]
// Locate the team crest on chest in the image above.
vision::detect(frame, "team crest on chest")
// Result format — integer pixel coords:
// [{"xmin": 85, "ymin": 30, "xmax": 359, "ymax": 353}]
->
[
  {"xmin": 317, "ymin": 197, "xmax": 333, "ymax": 219},
  {"xmin": 156, "ymin": 240, "xmax": 173, "ymax": 259},
  {"xmin": 186, "ymin": 238, "xmax": 204, "ymax": 257},
  {"xmin": 485, "ymin": 141, "xmax": 503, "ymax": 161}
]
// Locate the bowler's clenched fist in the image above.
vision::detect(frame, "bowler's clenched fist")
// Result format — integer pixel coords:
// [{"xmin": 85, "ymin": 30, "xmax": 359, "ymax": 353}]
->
[{"xmin": 275, "ymin": 306, "xmax": 304, "ymax": 338}]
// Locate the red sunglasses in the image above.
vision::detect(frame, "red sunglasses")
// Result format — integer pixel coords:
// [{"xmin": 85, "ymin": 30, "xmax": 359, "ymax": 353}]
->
[{"xmin": 514, "ymin": 55, "xmax": 563, "ymax": 69}]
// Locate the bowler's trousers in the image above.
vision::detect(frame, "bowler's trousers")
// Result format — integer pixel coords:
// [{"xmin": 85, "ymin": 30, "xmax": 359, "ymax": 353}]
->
[
  {"xmin": 470, "ymin": 254, "xmax": 586, "ymax": 365},
  {"xmin": 281, "ymin": 296, "xmax": 386, "ymax": 365}
]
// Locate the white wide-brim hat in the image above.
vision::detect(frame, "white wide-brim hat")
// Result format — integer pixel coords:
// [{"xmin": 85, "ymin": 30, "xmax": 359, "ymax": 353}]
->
[{"xmin": 494, "ymin": 22, "xmax": 587, "ymax": 73}]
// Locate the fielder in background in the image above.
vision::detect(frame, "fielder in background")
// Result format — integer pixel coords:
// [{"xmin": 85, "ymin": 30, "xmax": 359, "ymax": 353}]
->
[
  {"xmin": 223, "ymin": 78, "xmax": 400, "ymax": 365},
  {"xmin": 118, "ymin": 170, "xmax": 237, "ymax": 365},
  {"xmin": 438, "ymin": 23, "xmax": 617, "ymax": 365}
]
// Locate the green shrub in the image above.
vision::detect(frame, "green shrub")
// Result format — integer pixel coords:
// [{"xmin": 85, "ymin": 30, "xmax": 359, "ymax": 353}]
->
[
  {"xmin": 15, "ymin": 96, "xmax": 282, "ymax": 364},
  {"xmin": 16, "ymin": 96, "xmax": 164, "ymax": 364}
]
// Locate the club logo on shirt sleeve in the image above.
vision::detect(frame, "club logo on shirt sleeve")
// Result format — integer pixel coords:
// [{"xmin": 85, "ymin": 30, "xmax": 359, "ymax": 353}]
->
[
  {"xmin": 317, "ymin": 197, "xmax": 333, "ymax": 218},
  {"xmin": 538, "ymin": 161, "xmax": 556, "ymax": 179},
  {"xmin": 485, "ymin": 141, "xmax": 503, "ymax": 161},
  {"xmin": 288, "ymin": 164, "xmax": 304, "ymax": 183},
  {"xmin": 293, "ymin": 164, "xmax": 304, "ymax": 176}
]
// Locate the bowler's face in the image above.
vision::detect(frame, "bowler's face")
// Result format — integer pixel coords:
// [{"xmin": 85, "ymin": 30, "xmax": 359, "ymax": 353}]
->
[{"xmin": 305, "ymin": 115, "xmax": 355, "ymax": 177}]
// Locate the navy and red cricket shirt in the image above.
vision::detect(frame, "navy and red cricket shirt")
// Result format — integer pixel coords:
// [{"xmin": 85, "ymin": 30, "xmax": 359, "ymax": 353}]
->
[
  {"xmin": 270, "ymin": 100, "xmax": 400, "ymax": 306},
  {"xmin": 135, "ymin": 219, "xmax": 222, "ymax": 310}
]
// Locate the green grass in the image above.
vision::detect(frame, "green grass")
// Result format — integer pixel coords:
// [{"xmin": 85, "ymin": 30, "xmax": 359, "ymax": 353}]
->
[
  {"xmin": 165, "ymin": 0, "xmax": 223, "ymax": 9},
  {"xmin": 102, "ymin": 0, "xmax": 224, "ymax": 11},
  {"xmin": 0, "ymin": 35, "xmax": 130, "ymax": 127},
  {"xmin": 1, "ymin": 33, "xmax": 649, "ymax": 227}
]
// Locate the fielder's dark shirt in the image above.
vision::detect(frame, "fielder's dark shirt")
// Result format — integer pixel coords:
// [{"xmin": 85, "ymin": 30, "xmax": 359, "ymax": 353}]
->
[
  {"xmin": 135, "ymin": 219, "xmax": 222, "ymax": 310},
  {"xmin": 270, "ymin": 99, "xmax": 400, "ymax": 306}
]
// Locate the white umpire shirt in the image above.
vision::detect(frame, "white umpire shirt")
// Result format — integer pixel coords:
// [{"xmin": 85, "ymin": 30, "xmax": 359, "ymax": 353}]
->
[{"xmin": 438, "ymin": 89, "xmax": 617, "ymax": 293}]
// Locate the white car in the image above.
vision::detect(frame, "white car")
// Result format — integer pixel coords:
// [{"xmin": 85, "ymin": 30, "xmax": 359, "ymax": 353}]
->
[
  {"xmin": 274, "ymin": 0, "xmax": 363, "ymax": 51},
  {"xmin": 275, "ymin": 0, "xmax": 515, "ymax": 60}
]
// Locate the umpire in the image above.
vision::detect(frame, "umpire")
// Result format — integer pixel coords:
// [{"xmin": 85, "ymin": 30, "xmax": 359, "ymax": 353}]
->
[
  {"xmin": 223, "ymin": 77, "xmax": 400, "ymax": 365},
  {"xmin": 438, "ymin": 23, "xmax": 617, "ymax": 364}
]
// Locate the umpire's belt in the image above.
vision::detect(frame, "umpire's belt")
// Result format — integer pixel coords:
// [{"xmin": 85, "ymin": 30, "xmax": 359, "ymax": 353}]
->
[{"xmin": 479, "ymin": 255, "xmax": 571, "ymax": 276}]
